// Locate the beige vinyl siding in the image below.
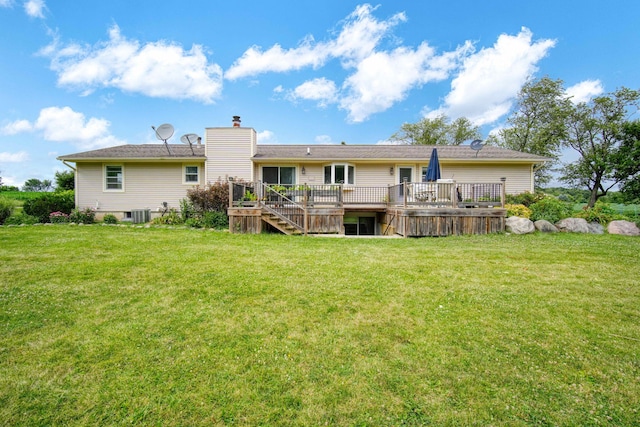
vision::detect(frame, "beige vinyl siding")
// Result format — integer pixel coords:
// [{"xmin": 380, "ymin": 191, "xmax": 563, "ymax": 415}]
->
[
  {"xmin": 205, "ymin": 127, "xmax": 256, "ymax": 183},
  {"xmin": 442, "ymin": 163, "xmax": 533, "ymax": 194},
  {"xmin": 76, "ymin": 162, "xmax": 203, "ymax": 213}
]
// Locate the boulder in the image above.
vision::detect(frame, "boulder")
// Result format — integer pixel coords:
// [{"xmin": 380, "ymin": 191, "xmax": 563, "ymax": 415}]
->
[
  {"xmin": 607, "ymin": 220, "xmax": 640, "ymax": 236},
  {"xmin": 506, "ymin": 216, "xmax": 535, "ymax": 234},
  {"xmin": 555, "ymin": 218, "xmax": 590, "ymax": 233},
  {"xmin": 587, "ymin": 222, "xmax": 604, "ymax": 234},
  {"xmin": 534, "ymin": 220, "xmax": 558, "ymax": 233}
]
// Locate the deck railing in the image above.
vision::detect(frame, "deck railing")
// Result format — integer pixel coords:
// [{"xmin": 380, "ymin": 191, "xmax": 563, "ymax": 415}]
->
[{"xmin": 229, "ymin": 181, "xmax": 505, "ymax": 210}]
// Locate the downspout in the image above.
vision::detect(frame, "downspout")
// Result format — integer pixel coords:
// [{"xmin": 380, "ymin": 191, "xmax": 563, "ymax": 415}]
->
[
  {"xmin": 61, "ymin": 161, "xmax": 79, "ymax": 208},
  {"xmin": 62, "ymin": 160, "xmax": 76, "ymax": 172}
]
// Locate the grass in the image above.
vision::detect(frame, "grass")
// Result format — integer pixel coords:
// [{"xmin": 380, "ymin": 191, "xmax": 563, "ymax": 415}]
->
[{"xmin": 1, "ymin": 226, "xmax": 639, "ymax": 426}]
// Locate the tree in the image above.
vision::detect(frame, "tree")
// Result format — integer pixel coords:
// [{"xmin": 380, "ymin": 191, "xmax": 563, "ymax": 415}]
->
[
  {"xmin": 389, "ymin": 114, "xmax": 481, "ymax": 145},
  {"xmin": 55, "ymin": 170, "xmax": 75, "ymax": 191},
  {"xmin": 614, "ymin": 120, "xmax": 640, "ymax": 202},
  {"xmin": 22, "ymin": 178, "xmax": 53, "ymax": 192},
  {"xmin": 560, "ymin": 88, "xmax": 640, "ymax": 207},
  {"xmin": 494, "ymin": 77, "xmax": 571, "ymax": 187}
]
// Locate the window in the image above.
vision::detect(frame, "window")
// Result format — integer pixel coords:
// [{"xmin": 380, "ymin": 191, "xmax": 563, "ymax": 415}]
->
[
  {"xmin": 324, "ymin": 164, "xmax": 355, "ymax": 185},
  {"xmin": 184, "ymin": 165, "xmax": 199, "ymax": 183},
  {"xmin": 262, "ymin": 166, "xmax": 296, "ymax": 185},
  {"xmin": 105, "ymin": 165, "xmax": 123, "ymax": 191}
]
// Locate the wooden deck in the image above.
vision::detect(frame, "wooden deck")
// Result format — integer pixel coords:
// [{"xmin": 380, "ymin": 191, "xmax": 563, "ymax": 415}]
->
[{"xmin": 227, "ymin": 181, "xmax": 507, "ymax": 237}]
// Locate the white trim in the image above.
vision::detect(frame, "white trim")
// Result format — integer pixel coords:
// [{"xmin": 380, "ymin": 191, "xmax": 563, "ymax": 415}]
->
[
  {"xmin": 323, "ymin": 163, "xmax": 356, "ymax": 185},
  {"xmin": 183, "ymin": 164, "xmax": 200, "ymax": 185}
]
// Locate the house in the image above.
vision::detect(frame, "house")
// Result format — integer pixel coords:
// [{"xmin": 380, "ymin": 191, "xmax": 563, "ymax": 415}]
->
[{"xmin": 58, "ymin": 117, "xmax": 548, "ymax": 235}]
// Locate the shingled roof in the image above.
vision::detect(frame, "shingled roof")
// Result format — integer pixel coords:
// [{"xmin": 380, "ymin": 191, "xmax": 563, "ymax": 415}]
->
[
  {"xmin": 253, "ymin": 144, "xmax": 549, "ymax": 162},
  {"xmin": 58, "ymin": 143, "xmax": 548, "ymax": 163},
  {"xmin": 57, "ymin": 144, "xmax": 205, "ymax": 161}
]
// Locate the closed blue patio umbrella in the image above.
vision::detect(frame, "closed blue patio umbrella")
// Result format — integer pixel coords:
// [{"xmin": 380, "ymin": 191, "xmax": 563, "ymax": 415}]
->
[{"xmin": 425, "ymin": 148, "xmax": 441, "ymax": 182}]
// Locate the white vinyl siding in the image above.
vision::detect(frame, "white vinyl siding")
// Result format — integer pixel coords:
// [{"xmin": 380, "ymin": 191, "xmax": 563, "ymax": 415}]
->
[
  {"xmin": 77, "ymin": 162, "xmax": 204, "ymax": 212},
  {"xmin": 442, "ymin": 163, "xmax": 534, "ymax": 194},
  {"xmin": 205, "ymin": 127, "xmax": 256, "ymax": 183}
]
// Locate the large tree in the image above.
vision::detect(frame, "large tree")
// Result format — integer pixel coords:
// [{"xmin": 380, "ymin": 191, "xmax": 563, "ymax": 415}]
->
[
  {"xmin": 389, "ymin": 114, "xmax": 481, "ymax": 145},
  {"xmin": 55, "ymin": 170, "xmax": 75, "ymax": 191},
  {"xmin": 494, "ymin": 77, "xmax": 571, "ymax": 187},
  {"xmin": 22, "ymin": 178, "xmax": 53, "ymax": 192},
  {"xmin": 561, "ymin": 88, "xmax": 640, "ymax": 207},
  {"xmin": 613, "ymin": 120, "xmax": 640, "ymax": 202}
]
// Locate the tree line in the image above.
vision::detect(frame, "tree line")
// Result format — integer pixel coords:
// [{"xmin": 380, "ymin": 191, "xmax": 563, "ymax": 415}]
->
[
  {"xmin": 0, "ymin": 170, "xmax": 74, "ymax": 192},
  {"xmin": 389, "ymin": 77, "xmax": 640, "ymax": 208}
]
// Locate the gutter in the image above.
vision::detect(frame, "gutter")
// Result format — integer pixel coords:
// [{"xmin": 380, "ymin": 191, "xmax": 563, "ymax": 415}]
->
[{"xmin": 62, "ymin": 160, "xmax": 76, "ymax": 171}]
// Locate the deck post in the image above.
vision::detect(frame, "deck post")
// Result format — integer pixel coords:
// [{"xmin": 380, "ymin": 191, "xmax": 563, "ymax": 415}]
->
[
  {"xmin": 500, "ymin": 177, "xmax": 506, "ymax": 208},
  {"xmin": 228, "ymin": 178, "xmax": 233, "ymax": 208},
  {"xmin": 403, "ymin": 179, "xmax": 407, "ymax": 208},
  {"xmin": 303, "ymin": 183, "xmax": 308, "ymax": 236}
]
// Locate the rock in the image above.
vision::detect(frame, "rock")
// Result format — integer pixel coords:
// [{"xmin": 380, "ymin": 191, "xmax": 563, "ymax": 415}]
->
[
  {"xmin": 555, "ymin": 218, "xmax": 590, "ymax": 233},
  {"xmin": 587, "ymin": 222, "xmax": 604, "ymax": 234},
  {"xmin": 534, "ymin": 220, "xmax": 558, "ymax": 233},
  {"xmin": 506, "ymin": 216, "xmax": 535, "ymax": 234},
  {"xmin": 607, "ymin": 220, "xmax": 640, "ymax": 236}
]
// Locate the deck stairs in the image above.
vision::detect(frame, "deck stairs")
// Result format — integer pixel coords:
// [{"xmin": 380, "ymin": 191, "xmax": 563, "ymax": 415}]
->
[{"xmin": 260, "ymin": 205, "xmax": 304, "ymax": 235}]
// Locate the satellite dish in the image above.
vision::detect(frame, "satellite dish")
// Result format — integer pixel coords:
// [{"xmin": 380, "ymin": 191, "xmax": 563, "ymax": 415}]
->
[
  {"xmin": 154, "ymin": 123, "xmax": 174, "ymax": 141},
  {"xmin": 470, "ymin": 139, "xmax": 484, "ymax": 157},
  {"xmin": 151, "ymin": 123, "xmax": 174, "ymax": 155},
  {"xmin": 180, "ymin": 133, "xmax": 200, "ymax": 155}
]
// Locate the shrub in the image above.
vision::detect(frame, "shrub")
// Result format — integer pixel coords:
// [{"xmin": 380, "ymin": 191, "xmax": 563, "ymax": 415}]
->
[
  {"xmin": 69, "ymin": 207, "xmax": 96, "ymax": 224},
  {"xmin": 505, "ymin": 203, "xmax": 532, "ymax": 219},
  {"xmin": 529, "ymin": 196, "xmax": 572, "ymax": 223},
  {"xmin": 505, "ymin": 191, "xmax": 545, "ymax": 207},
  {"xmin": 4, "ymin": 212, "xmax": 39, "ymax": 225},
  {"xmin": 49, "ymin": 211, "xmax": 69, "ymax": 224},
  {"xmin": 22, "ymin": 190, "xmax": 75, "ymax": 222},
  {"xmin": 151, "ymin": 209, "xmax": 183, "ymax": 225},
  {"xmin": 186, "ymin": 181, "xmax": 229, "ymax": 213},
  {"xmin": 103, "ymin": 214, "xmax": 118, "ymax": 224},
  {"xmin": 203, "ymin": 211, "xmax": 228, "ymax": 229},
  {"xmin": 575, "ymin": 202, "xmax": 616, "ymax": 224},
  {"xmin": 0, "ymin": 196, "xmax": 17, "ymax": 225}
]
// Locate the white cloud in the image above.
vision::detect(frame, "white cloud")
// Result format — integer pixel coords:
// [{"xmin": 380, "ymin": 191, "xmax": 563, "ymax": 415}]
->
[
  {"xmin": 315, "ymin": 135, "xmax": 334, "ymax": 144},
  {"xmin": 41, "ymin": 25, "xmax": 223, "ymax": 103},
  {"xmin": 426, "ymin": 27, "xmax": 556, "ymax": 126},
  {"xmin": 290, "ymin": 78, "xmax": 338, "ymax": 107},
  {"xmin": 257, "ymin": 130, "xmax": 277, "ymax": 144},
  {"xmin": 225, "ymin": 4, "xmax": 404, "ymax": 80},
  {"xmin": 566, "ymin": 80, "xmax": 603, "ymax": 104},
  {"xmin": 0, "ymin": 0, "xmax": 15, "ymax": 8},
  {"xmin": 5, "ymin": 106, "xmax": 125, "ymax": 150},
  {"xmin": 2, "ymin": 119, "xmax": 33, "ymax": 135},
  {"xmin": 341, "ymin": 41, "xmax": 472, "ymax": 122},
  {"xmin": 0, "ymin": 151, "xmax": 29, "ymax": 162},
  {"xmin": 24, "ymin": 0, "xmax": 45, "ymax": 18}
]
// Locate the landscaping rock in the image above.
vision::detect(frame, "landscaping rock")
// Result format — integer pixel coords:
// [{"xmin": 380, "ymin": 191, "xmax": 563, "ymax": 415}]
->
[
  {"xmin": 607, "ymin": 220, "xmax": 640, "ymax": 236},
  {"xmin": 587, "ymin": 222, "xmax": 604, "ymax": 234},
  {"xmin": 534, "ymin": 220, "xmax": 558, "ymax": 233},
  {"xmin": 506, "ymin": 216, "xmax": 535, "ymax": 234},
  {"xmin": 555, "ymin": 218, "xmax": 590, "ymax": 233}
]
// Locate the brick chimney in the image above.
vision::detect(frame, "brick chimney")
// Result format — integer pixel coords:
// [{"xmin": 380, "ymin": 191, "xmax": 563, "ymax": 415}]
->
[{"xmin": 232, "ymin": 116, "xmax": 241, "ymax": 127}]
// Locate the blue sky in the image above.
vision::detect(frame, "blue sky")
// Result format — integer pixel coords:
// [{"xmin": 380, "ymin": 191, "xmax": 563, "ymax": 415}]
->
[{"xmin": 1, "ymin": 0, "xmax": 638, "ymax": 187}]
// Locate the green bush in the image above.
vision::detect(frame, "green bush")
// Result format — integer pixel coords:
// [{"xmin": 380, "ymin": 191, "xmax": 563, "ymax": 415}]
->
[
  {"xmin": 203, "ymin": 211, "xmax": 228, "ymax": 229},
  {"xmin": 0, "ymin": 196, "xmax": 17, "ymax": 225},
  {"xmin": 575, "ymin": 202, "xmax": 616, "ymax": 224},
  {"xmin": 505, "ymin": 203, "xmax": 532, "ymax": 219},
  {"xmin": 151, "ymin": 209, "xmax": 183, "ymax": 225},
  {"xmin": 4, "ymin": 212, "xmax": 39, "ymax": 225},
  {"xmin": 505, "ymin": 191, "xmax": 545, "ymax": 207},
  {"xmin": 103, "ymin": 214, "xmax": 118, "ymax": 224},
  {"xmin": 69, "ymin": 207, "xmax": 96, "ymax": 224},
  {"xmin": 22, "ymin": 190, "xmax": 75, "ymax": 223},
  {"xmin": 529, "ymin": 196, "xmax": 572, "ymax": 223}
]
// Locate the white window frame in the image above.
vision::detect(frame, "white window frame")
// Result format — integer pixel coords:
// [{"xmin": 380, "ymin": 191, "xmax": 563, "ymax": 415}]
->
[
  {"xmin": 183, "ymin": 164, "xmax": 200, "ymax": 185},
  {"xmin": 324, "ymin": 163, "xmax": 355, "ymax": 185},
  {"xmin": 104, "ymin": 164, "xmax": 124, "ymax": 192}
]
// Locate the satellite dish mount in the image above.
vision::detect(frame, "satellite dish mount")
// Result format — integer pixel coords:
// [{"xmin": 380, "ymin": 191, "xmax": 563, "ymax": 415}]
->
[{"xmin": 152, "ymin": 123, "xmax": 175, "ymax": 155}]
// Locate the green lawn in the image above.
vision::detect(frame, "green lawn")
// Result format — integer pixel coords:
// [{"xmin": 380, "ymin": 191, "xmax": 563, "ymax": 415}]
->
[{"xmin": 1, "ymin": 226, "xmax": 639, "ymax": 426}]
